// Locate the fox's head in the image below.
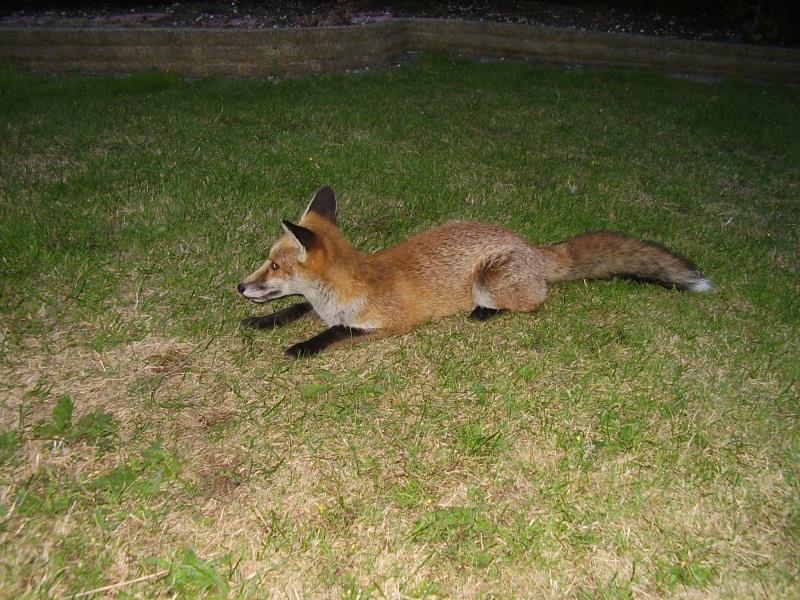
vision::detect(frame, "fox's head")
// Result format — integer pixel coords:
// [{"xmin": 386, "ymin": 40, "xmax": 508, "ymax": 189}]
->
[{"xmin": 237, "ymin": 186, "xmax": 338, "ymax": 303}]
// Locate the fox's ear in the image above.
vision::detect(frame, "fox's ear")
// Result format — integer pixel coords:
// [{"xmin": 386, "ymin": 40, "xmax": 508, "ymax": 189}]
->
[
  {"xmin": 301, "ymin": 186, "xmax": 337, "ymax": 224},
  {"xmin": 281, "ymin": 220, "xmax": 316, "ymax": 262}
]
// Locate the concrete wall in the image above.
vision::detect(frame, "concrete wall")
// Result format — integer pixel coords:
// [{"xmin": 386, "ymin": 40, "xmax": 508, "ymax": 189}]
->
[
  {"xmin": 0, "ymin": 22, "xmax": 406, "ymax": 77},
  {"xmin": 1, "ymin": 19, "xmax": 798, "ymax": 82},
  {"xmin": 407, "ymin": 20, "xmax": 800, "ymax": 82}
]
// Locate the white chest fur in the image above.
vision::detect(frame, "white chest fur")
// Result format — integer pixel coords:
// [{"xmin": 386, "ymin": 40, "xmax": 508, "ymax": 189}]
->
[{"xmin": 294, "ymin": 277, "xmax": 372, "ymax": 328}]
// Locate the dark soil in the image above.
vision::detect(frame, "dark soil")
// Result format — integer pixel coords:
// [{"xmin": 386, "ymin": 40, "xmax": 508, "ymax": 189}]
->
[{"xmin": 1, "ymin": 1, "xmax": 797, "ymax": 46}]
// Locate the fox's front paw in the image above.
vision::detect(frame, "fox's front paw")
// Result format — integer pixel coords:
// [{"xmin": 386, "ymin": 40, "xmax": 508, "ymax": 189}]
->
[{"xmin": 285, "ymin": 342, "xmax": 315, "ymax": 358}]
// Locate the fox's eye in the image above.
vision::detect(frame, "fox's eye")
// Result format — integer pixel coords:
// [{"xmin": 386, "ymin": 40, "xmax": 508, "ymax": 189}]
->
[{"xmin": 270, "ymin": 261, "xmax": 280, "ymax": 271}]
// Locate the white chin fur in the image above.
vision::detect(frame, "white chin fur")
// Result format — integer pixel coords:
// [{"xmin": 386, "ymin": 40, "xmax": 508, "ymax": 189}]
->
[
  {"xmin": 242, "ymin": 288, "xmax": 281, "ymax": 302},
  {"xmin": 689, "ymin": 278, "xmax": 713, "ymax": 293}
]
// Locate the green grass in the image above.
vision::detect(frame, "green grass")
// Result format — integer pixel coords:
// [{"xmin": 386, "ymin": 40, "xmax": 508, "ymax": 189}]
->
[{"xmin": 0, "ymin": 54, "xmax": 798, "ymax": 597}]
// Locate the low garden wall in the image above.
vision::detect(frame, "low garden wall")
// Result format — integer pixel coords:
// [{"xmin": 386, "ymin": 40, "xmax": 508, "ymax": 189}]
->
[{"xmin": 1, "ymin": 18, "xmax": 798, "ymax": 82}]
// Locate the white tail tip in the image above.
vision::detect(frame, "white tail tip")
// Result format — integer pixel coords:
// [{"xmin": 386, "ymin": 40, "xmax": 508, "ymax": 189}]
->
[{"xmin": 689, "ymin": 278, "xmax": 713, "ymax": 293}]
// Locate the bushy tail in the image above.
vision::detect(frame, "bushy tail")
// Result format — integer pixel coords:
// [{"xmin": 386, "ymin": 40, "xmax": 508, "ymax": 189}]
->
[{"xmin": 541, "ymin": 231, "xmax": 712, "ymax": 292}]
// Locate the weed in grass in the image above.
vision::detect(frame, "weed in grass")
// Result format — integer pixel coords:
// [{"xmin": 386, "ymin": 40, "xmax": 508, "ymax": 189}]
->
[
  {"xmin": 301, "ymin": 382, "xmax": 331, "ymax": 399},
  {"xmin": 664, "ymin": 561, "xmax": 716, "ymax": 590},
  {"xmin": 68, "ymin": 409, "xmax": 120, "ymax": 451},
  {"xmin": 0, "ymin": 429, "xmax": 18, "ymax": 466},
  {"xmin": 390, "ymin": 479, "xmax": 428, "ymax": 509},
  {"xmin": 30, "ymin": 394, "xmax": 119, "ymax": 451},
  {"xmin": 655, "ymin": 550, "xmax": 716, "ymax": 592},
  {"xmin": 91, "ymin": 442, "xmax": 181, "ymax": 501},
  {"xmin": 13, "ymin": 467, "xmax": 81, "ymax": 517},
  {"xmin": 147, "ymin": 549, "xmax": 231, "ymax": 597},
  {"xmin": 454, "ymin": 422, "xmax": 503, "ymax": 456},
  {"xmin": 594, "ymin": 408, "xmax": 645, "ymax": 456},
  {"xmin": 412, "ymin": 506, "xmax": 498, "ymax": 567},
  {"xmin": 51, "ymin": 394, "xmax": 73, "ymax": 433}
]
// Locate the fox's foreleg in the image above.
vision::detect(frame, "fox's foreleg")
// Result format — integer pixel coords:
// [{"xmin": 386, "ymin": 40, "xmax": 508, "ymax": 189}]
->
[
  {"xmin": 240, "ymin": 301, "xmax": 313, "ymax": 330},
  {"xmin": 285, "ymin": 325, "xmax": 377, "ymax": 358}
]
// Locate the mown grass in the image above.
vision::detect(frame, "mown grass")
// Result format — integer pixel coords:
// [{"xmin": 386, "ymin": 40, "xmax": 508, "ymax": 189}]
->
[{"xmin": 0, "ymin": 54, "xmax": 798, "ymax": 598}]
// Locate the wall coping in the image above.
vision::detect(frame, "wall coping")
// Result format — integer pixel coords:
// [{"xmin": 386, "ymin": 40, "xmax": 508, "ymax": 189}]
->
[{"xmin": 1, "ymin": 18, "xmax": 798, "ymax": 81}]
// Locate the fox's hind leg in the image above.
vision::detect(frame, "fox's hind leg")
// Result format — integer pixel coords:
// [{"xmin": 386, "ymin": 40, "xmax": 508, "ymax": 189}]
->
[
  {"xmin": 471, "ymin": 257, "xmax": 548, "ymax": 318},
  {"xmin": 469, "ymin": 306, "xmax": 502, "ymax": 321}
]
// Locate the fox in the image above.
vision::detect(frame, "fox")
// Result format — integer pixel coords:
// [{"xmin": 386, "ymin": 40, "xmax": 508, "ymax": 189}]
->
[{"xmin": 237, "ymin": 186, "xmax": 712, "ymax": 357}]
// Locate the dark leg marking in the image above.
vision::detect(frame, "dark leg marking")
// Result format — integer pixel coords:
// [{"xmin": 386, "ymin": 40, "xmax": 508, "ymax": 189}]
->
[
  {"xmin": 469, "ymin": 306, "xmax": 503, "ymax": 321},
  {"xmin": 240, "ymin": 302, "xmax": 312, "ymax": 330},
  {"xmin": 285, "ymin": 325, "xmax": 370, "ymax": 358}
]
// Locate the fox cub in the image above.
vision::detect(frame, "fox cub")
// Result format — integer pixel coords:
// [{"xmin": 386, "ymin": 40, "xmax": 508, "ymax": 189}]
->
[{"xmin": 238, "ymin": 186, "xmax": 711, "ymax": 357}]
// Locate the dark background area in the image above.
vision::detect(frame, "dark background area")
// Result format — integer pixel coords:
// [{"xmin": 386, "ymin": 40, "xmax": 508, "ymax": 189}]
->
[{"xmin": 1, "ymin": 1, "xmax": 797, "ymax": 45}]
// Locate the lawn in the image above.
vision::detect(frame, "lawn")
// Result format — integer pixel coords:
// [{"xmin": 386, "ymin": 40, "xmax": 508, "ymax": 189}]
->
[{"xmin": 0, "ymin": 54, "xmax": 798, "ymax": 598}]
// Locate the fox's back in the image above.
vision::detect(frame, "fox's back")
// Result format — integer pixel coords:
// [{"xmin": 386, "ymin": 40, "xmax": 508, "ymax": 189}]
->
[{"xmin": 361, "ymin": 221, "xmax": 537, "ymax": 328}]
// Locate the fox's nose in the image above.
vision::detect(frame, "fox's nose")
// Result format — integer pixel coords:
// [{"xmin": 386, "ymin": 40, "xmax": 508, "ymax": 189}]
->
[{"xmin": 237, "ymin": 282, "xmax": 246, "ymax": 295}]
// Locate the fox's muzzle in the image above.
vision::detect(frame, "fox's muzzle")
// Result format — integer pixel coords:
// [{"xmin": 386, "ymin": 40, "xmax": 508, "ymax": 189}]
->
[{"xmin": 238, "ymin": 280, "xmax": 283, "ymax": 303}]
